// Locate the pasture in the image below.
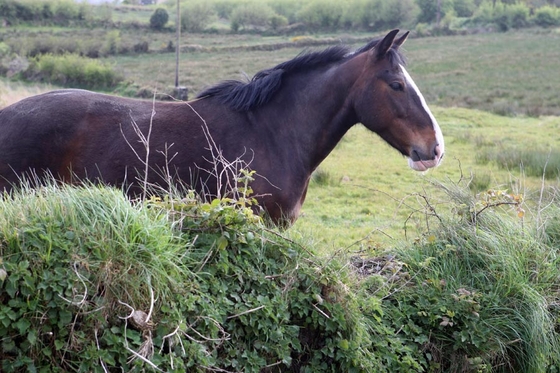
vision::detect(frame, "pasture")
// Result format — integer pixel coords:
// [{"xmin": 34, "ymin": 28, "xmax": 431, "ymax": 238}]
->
[
  {"xmin": 104, "ymin": 30, "xmax": 560, "ymax": 249},
  {"xmin": 1, "ymin": 29, "xmax": 560, "ymax": 249}
]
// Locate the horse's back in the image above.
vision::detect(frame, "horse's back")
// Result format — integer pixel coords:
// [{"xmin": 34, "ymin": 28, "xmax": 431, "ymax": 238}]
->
[{"xmin": 0, "ymin": 89, "xmax": 127, "ymax": 190}]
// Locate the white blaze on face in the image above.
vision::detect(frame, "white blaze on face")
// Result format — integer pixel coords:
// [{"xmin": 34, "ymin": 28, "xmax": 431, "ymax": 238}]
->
[{"xmin": 399, "ymin": 64, "xmax": 445, "ymax": 171}]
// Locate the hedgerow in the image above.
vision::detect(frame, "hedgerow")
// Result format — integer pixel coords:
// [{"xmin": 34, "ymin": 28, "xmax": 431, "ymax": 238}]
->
[
  {"xmin": 22, "ymin": 53, "xmax": 122, "ymax": 90},
  {"xmin": 0, "ymin": 183, "xmax": 419, "ymax": 372},
  {"xmin": 1, "ymin": 179, "xmax": 560, "ymax": 372}
]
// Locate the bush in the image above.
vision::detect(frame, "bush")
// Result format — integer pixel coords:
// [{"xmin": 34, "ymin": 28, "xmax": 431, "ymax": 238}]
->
[
  {"xmin": 506, "ymin": 3, "xmax": 529, "ymax": 29},
  {"xmin": 266, "ymin": 0, "xmax": 304, "ymax": 24},
  {"xmin": 472, "ymin": 1, "xmax": 531, "ymax": 31},
  {"xmin": 343, "ymin": 0, "xmax": 418, "ymax": 31},
  {"xmin": 52, "ymin": 0, "xmax": 80, "ymax": 25},
  {"xmin": 23, "ymin": 53, "xmax": 122, "ymax": 90},
  {"xmin": 149, "ymin": 8, "xmax": 169, "ymax": 30},
  {"xmin": 269, "ymin": 14, "xmax": 289, "ymax": 31},
  {"xmin": 386, "ymin": 183, "xmax": 560, "ymax": 372},
  {"xmin": 533, "ymin": 5, "xmax": 560, "ymax": 27},
  {"xmin": 181, "ymin": 1, "xmax": 217, "ymax": 33},
  {"xmin": 415, "ymin": 0, "xmax": 454, "ymax": 24},
  {"xmin": 296, "ymin": 0, "xmax": 347, "ymax": 30},
  {"xmin": 0, "ymin": 183, "xmax": 418, "ymax": 372},
  {"xmin": 230, "ymin": 2, "xmax": 275, "ymax": 31}
]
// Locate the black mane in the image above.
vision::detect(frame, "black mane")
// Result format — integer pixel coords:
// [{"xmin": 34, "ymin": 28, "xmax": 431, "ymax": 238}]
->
[{"xmin": 196, "ymin": 38, "xmax": 405, "ymax": 112}]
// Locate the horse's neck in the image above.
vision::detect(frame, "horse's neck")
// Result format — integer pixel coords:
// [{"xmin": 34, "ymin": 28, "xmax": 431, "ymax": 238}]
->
[{"xmin": 261, "ymin": 63, "xmax": 360, "ymax": 171}]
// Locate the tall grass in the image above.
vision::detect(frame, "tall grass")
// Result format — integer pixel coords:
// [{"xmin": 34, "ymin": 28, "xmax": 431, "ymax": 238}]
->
[
  {"xmin": 476, "ymin": 146, "xmax": 560, "ymax": 179},
  {"xmin": 389, "ymin": 181, "xmax": 560, "ymax": 372}
]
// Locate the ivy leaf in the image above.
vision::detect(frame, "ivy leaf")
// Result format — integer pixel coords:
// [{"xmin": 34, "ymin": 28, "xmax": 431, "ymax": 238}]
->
[
  {"xmin": 15, "ymin": 318, "xmax": 31, "ymax": 334},
  {"xmin": 27, "ymin": 330, "xmax": 38, "ymax": 345}
]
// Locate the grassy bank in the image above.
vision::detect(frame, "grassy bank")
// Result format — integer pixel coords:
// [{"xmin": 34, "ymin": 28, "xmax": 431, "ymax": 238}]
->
[{"xmin": 1, "ymin": 179, "xmax": 559, "ymax": 372}]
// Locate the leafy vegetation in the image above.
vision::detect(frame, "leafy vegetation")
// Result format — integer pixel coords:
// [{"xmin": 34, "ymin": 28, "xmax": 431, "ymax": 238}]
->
[
  {"xmin": 1, "ymin": 175, "xmax": 559, "ymax": 372},
  {"xmin": 0, "ymin": 0, "xmax": 559, "ymax": 34},
  {"xmin": 23, "ymin": 53, "xmax": 122, "ymax": 90},
  {"xmin": 0, "ymin": 182, "xmax": 420, "ymax": 372},
  {"xmin": 386, "ymin": 182, "xmax": 560, "ymax": 372},
  {"xmin": 149, "ymin": 8, "xmax": 169, "ymax": 30}
]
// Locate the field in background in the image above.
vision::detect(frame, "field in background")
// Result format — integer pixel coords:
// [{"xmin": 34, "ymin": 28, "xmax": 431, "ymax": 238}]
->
[
  {"xmin": 293, "ymin": 108, "xmax": 560, "ymax": 250},
  {"xmin": 2, "ymin": 30, "xmax": 560, "ymax": 251},
  {"xmin": 105, "ymin": 29, "xmax": 560, "ymax": 249},
  {"xmin": 102, "ymin": 29, "xmax": 560, "ymax": 116}
]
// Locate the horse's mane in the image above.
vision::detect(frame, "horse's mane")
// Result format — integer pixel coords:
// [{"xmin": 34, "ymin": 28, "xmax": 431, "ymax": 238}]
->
[{"xmin": 196, "ymin": 38, "xmax": 405, "ymax": 112}]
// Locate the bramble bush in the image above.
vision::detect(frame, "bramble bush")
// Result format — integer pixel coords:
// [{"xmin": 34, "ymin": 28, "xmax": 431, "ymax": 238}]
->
[
  {"xmin": 0, "ymin": 183, "xmax": 420, "ymax": 372},
  {"xmin": 1, "ymin": 178, "xmax": 560, "ymax": 372}
]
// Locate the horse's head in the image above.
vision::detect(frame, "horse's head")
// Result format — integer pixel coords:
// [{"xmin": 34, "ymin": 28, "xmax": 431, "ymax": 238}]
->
[{"xmin": 352, "ymin": 29, "xmax": 444, "ymax": 171}]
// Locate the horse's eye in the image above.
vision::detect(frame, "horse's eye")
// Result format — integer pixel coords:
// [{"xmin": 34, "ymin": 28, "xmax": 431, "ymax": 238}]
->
[{"xmin": 389, "ymin": 82, "xmax": 404, "ymax": 91}]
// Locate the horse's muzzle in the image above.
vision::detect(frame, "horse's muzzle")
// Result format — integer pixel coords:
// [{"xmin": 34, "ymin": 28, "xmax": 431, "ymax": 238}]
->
[{"xmin": 408, "ymin": 144, "xmax": 444, "ymax": 171}]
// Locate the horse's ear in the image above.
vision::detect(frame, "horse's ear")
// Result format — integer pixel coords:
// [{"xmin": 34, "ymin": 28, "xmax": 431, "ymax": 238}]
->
[
  {"xmin": 394, "ymin": 31, "xmax": 410, "ymax": 49},
  {"xmin": 374, "ymin": 29, "xmax": 400, "ymax": 58}
]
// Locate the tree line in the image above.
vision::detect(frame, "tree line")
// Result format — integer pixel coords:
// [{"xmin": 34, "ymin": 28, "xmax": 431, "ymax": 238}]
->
[{"xmin": 1, "ymin": 0, "xmax": 559, "ymax": 33}]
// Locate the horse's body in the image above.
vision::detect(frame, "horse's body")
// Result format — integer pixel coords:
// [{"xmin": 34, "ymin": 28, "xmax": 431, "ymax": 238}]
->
[{"xmin": 0, "ymin": 30, "xmax": 443, "ymax": 225}]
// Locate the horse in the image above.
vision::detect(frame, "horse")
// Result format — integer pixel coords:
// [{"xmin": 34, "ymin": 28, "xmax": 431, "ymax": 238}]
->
[{"xmin": 0, "ymin": 29, "xmax": 444, "ymax": 226}]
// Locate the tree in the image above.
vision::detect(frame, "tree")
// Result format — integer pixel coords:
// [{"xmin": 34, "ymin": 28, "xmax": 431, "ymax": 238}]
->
[{"xmin": 150, "ymin": 8, "xmax": 169, "ymax": 30}]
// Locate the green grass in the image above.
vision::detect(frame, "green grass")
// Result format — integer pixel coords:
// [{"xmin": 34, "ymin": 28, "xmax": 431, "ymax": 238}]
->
[
  {"xmin": 389, "ymin": 183, "xmax": 560, "ymax": 371},
  {"xmin": 99, "ymin": 29, "xmax": 560, "ymax": 117},
  {"xmin": 403, "ymin": 29, "xmax": 560, "ymax": 116},
  {"xmin": 2, "ymin": 29, "xmax": 560, "ymax": 251},
  {"xmin": 293, "ymin": 107, "xmax": 560, "ymax": 251}
]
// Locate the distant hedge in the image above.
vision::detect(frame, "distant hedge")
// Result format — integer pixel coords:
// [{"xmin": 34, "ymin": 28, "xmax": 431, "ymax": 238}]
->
[
  {"xmin": 23, "ymin": 53, "xmax": 122, "ymax": 90},
  {"xmin": 0, "ymin": 0, "xmax": 92, "ymax": 26}
]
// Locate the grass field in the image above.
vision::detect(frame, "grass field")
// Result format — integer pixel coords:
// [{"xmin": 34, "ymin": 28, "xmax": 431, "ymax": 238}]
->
[
  {"xmin": 292, "ymin": 108, "xmax": 560, "ymax": 250},
  {"xmin": 2, "ymin": 29, "xmax": 559, "ymax": 251},
  {"xmin": 104, "ymin": 29, "xmax": 560, "ymax": 250},
  {"xmin": 103, "ymin": 29, "xmax": 560, "ymax": 116}
]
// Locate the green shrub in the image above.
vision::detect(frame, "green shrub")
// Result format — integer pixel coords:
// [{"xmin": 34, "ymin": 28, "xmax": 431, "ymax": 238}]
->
[
  {"xmin": 149, "ymin": 8, "xmax": 169, "ymax": 30},
  {"xmin": 297, "ymin": 0, "xmax": 348, "ymax": 30},
  {"xmin": 453, "ymin": 0, "xmax": 476, "ymax": 17},
  {"xmin": 343, "ymin": 0, "xmax": 418, "ymax": 31},
  {"xmin": 387, "ymin": 183, "xmax": 560, "ymax": 372},
  {"xmin": 269, "ymin": 14, "xmax": 289, "ymax": 30},
  {"xmin": 52, "ymin": 0, "xmax": 80, "ymax": 25},
  {"xmin": 102, "ymin": 30, "xmax": 121, "ymax": 56},
  {"xmin": 472, "ymin": 1, "xmax": 530, "ymax": 30},
  {"xmin": 230, "ymin": 2, "xmax": 275, "ymax": 31},
  {"xmin": 24, "ymin": 53, "xmax": 122, "ymax": 90},
  {"xmin": 533, "ymin": 5, "xmax": 560, "ymax": 27},
  {"xmin": 415, "ymin": 0, "xmax": 454, "ymax": 24},
  {"xmin": 266, "ymin": 0, "xmax": 304, "ymax": 24},
  {"xmin": 0, "ymin": 182, "xmax": 417, "ymax": 372},
  {"xmin": 213, "ymin": 0, "xmax": 237, "ymax": 19},
  {"xmin": 506, "ymin": 3, "xmax": 529, "ymax": 29},
  {"xmin": 181, "ymin": 1, "xmax": 217, "ymax": 33}
]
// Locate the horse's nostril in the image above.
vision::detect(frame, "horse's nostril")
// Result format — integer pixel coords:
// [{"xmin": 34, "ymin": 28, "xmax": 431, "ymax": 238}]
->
[{"xmin": 433, "ymin": 144, "xmax": 442, "ymax": 158}]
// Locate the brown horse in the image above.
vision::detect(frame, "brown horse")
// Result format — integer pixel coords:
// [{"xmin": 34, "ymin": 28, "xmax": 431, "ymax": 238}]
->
[{"xmin": 0, "ymin": 30, "xmax": 443, "ymax": 225}]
